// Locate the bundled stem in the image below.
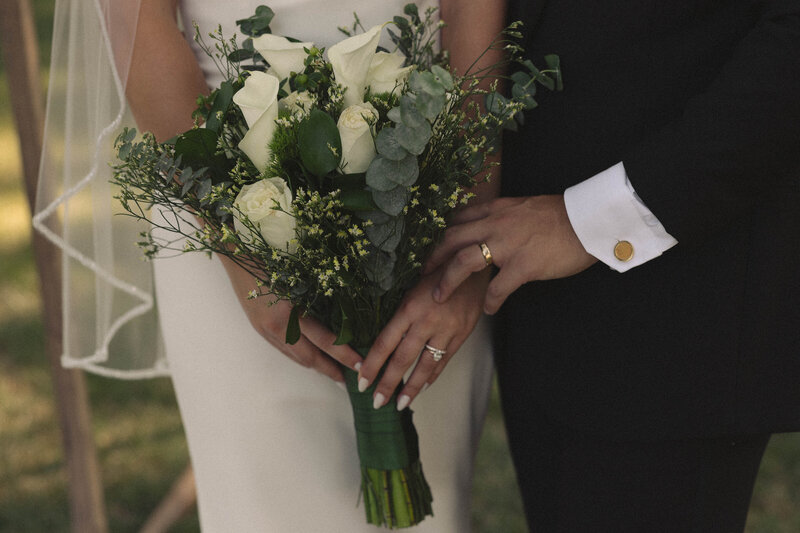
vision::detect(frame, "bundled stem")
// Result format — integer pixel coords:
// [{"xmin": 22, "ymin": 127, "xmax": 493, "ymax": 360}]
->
[{"xmin": 343, "ymin": 368, "xmax": 433, "ymax": 528}]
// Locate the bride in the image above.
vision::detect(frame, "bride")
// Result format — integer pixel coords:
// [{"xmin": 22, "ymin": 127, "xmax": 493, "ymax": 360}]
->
[{"xmin": 35, "ymin": 0, "xmax": 506, "ymax": 530}]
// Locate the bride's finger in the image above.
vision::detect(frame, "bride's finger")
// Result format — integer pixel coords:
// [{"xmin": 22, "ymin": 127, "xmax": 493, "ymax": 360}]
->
[
  {"xmin": 285, "ymin": 336, "xmax": 345, "ymax": 383},
  {"xmin": 359, "ymin": 312, "xmax": 411, "ymax": 392},
  {"xmin": 396, "ymin": 336, "xmax": 453, "ymax": 410},
  {"xmin": 434, "ymin": 244, "xmax": 493, "ymax": 303},
  {"xmin": 371, "ymin": 328, "xmax": 431, "ymax": 409},
  {"xmin": 300, "ymin": 315, "xmax": 364, "ymax": 371}
]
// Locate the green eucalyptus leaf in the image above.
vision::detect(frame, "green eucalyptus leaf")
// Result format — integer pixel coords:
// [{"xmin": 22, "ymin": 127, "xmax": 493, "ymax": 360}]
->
[
  {"xmin": 228, "ymin": 48, "xmax": 254, "ymax": 63},
  {"xmin": 512, "ymin": 83, "xmax": 537, "ymax": 109},
  {"xmin": 485, "ymin": 92, "xmax": 509, "ymax": 116},
  {"xmin": 511, "ymin": 71, "xmax": 531, "ymax": 88},
  {"xmin": 365, "ymin": 250, "xmax": 397, "ymax": 292},
  {"xmin": 356, "ymin": 209, "xmax": 392, "ymax": 225},
  {"xmin": 372, "ymin": 186, "xmax": 411, "ymax": 216},
  {"xmin": 285, "ymin": 305, "xmax": 302, "ymax": 345},
  {"xmin": 403, "ymin": 3, "xmax": 419, "ymax": 18},
  {"xmin": 387, "ymin": 107, "xmax": 402, "ymax": 123},
  {"xmin": 430, "ymin": 65, "xmax": 454, "ymax": 90},
  {"xmin": 395, "ymin": 121, "xmax": 431, "ymax": 155},
  {"xmin": 522, "ymin": 59, "xmax": 539, "ymax": 75},
  {"xmin": 375, "ymin": 128, "xmax": 408, "ymax": 161},
  {"xmin": 538, "ymin": 76, "xmax": 555, "ymax": 92},
  {"xmin": 236, "ymin": 5, "xmax": 275, "ymax": 37},
  {"xmin": 298, "ymin": 109, "xmax": 342, "ymax": 178},
  {"xmin": 118, "ymin": 142, "xmax": 132, "ymax": 161},
  {"xmin": 365, "ymin": 217, "xmax": 405, "ymax": 252},
  {"xmin": 400, "ymin": 94, "xmax": 425, "ymax": 128},
  {"xmin": 415, "ymin": 91, "xmax": 446, "ymax": 120},
  {"xmin": 366, "ymin": 153, "xmax": 419, "ymax": 191},
  {"xmin": 409, "ymin": 71, "xmax": 446, "ymax": 96}
]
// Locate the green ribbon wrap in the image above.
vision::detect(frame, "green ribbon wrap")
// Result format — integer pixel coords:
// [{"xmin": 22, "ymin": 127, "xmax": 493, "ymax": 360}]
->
[{"xmin": 343, "ymin": 367, "xmax": 433, "ymax": 528}]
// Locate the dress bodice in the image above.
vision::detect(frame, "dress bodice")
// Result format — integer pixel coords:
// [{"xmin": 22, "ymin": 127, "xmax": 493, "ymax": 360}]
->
[{"xmin": 179, "ymin": 0, "xmax": 438, "ymax": 88}]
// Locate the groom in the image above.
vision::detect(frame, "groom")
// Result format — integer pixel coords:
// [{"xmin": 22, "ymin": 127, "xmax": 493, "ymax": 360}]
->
[{"xmin": 427, "ymin": 0, "xmax": 800, "ymax": 530}]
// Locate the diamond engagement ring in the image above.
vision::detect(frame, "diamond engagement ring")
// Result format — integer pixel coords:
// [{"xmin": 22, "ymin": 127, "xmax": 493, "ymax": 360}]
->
[{"xmin": 424, "ymin": 344, "xmax": 446, "ymax": 362}]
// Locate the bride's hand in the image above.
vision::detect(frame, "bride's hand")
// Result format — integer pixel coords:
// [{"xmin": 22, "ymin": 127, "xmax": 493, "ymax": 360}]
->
[
  {"xmin": 222, "ymin": 257, "xmax": 364, "ymax": 384},
  {"xmin": 357, "ymin": 269, "xmax": 490, "ymax": 410}
]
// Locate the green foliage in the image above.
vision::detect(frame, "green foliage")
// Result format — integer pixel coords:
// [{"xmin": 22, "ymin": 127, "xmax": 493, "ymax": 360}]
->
[
  {"xmin": 236, "ymin": 5, "xmax": 275, "ymax": 37},
  {"xmin": 204, "ymin": 81, "xmax": 235, "ymax": 133},
  {"xmin": 285, "ymin": 305, "xmax": 302, "ymax": 344},
  {"xmin": 297, "ymin": 110, "xmax": 342, "ymax": 178}
]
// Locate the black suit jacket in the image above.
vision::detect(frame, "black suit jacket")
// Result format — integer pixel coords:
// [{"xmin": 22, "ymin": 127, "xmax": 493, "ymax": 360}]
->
[{"xmin": 498, "ymin": 0, "xmax": 800, "ymax": 440}]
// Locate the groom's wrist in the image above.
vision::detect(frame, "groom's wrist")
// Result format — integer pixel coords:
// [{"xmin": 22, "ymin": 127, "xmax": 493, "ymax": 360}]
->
[{"xmin": 563, "ymin": 162, "xmax": 678, "ymax": 273}]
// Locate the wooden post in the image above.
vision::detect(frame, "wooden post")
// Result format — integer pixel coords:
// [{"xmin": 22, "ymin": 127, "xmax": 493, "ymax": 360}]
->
[
  {"xmin": 139, "ymin": 467, "xmax": 196, "ymax": 533},
  {"xmin": 0, "ymin": 1, "xmax": 109, "ymax": 532}
]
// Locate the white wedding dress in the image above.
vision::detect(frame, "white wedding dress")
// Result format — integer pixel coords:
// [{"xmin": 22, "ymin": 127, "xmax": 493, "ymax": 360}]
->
[{"xmin": 152, "ymin": 1, "xmax": 494, "ymax": 531}]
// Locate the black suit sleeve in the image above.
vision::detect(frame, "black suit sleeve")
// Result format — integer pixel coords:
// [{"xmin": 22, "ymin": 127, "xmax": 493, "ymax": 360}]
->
[{"xmin": 623, "ymin": 0, "xmax": 800, "ymax": 243}]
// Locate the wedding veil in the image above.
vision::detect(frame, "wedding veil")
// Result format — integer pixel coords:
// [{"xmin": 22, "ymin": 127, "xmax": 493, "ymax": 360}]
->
[{"xmin": 32, "ymin": 0, "xmax": 169, "ymax": 378}]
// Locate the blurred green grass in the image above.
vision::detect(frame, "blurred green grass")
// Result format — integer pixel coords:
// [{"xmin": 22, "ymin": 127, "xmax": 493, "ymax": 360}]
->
[{"xmin": 0, "ymin": 2, "xmax": 798, "ymax": 532}]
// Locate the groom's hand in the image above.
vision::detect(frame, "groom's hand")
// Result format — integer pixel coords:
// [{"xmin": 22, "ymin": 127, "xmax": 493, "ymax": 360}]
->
[{"xmin": 425, "ymin": 195, "xmax": 597, "ymax": 314}]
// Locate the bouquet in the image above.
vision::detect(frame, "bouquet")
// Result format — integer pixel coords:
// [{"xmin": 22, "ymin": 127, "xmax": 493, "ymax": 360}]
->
[{"xmin": 112, "ymin": 4, "xmax": 560, "ymax": 527}]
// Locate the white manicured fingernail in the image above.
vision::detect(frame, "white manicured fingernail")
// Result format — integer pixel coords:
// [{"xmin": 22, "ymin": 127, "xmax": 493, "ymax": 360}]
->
[
  {"xmin": 336, "ymin": 382, "xmax": 346, "ymax": 391},
  {"xmin": 354, "ymin": 362, "xmax": 362, "ymax": 371},
  {"xmin": 358, "ymin": 377, "xmax": 369, "ymax": 393},
  {"xmin": 373, "ymin": 393, "xmax": 386, "ymax": 410},
  {"xmin": 397, "ymin": 395, "xmax": 411, "ymax": 411}
]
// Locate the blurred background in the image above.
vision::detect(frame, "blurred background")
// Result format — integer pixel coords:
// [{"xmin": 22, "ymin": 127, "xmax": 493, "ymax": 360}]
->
[{"xmin": 1, "ymin": 1, "xmax": 799, "ymax": 532}]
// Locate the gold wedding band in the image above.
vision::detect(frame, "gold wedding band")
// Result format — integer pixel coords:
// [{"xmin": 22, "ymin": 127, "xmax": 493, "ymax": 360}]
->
[{"xmin": 479, "ymin": 243, "xmax": 494, "ymax": 267}]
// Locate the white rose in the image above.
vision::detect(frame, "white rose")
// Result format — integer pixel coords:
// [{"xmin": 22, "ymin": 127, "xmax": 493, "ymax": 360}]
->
[
  {"xmin": 252, "ymin": 34, "xmax": 313, "ymax": 80},
  {"xmin": 233, "ymin": 177, "xmax": 297, "ymax": 253},
  {"xmin": 327, "ymin": 24, "xmax": 384, "ymax": 107},
  {"xmin": 279, "ymin": 90, "xmax": 316, "ymax": 117},
  {"xmin": 337, "ymin": 103, "xmax": 378, "ymax": 174},
  {"xmin": 233, "ymin": 71, "xmax": 280, "ymax": 171},
  {"xmin": 367, "ymin": 51, "xmax": 414, "ymax": 95}
]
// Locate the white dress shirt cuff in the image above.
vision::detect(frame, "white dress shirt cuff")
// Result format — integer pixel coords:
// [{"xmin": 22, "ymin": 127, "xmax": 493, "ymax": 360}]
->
[{"xmin": 563, "ymin": 162, "xmax": 678, "ymax": 273}]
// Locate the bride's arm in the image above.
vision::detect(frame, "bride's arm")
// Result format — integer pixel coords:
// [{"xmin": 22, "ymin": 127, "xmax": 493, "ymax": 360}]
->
[
  {"xmin": 357, "ymin": 0, "xmax": 506, "ymax": 409},
  {"xmin": 126, "ymin": 0, "xmax": 362, "ymax": 383}
]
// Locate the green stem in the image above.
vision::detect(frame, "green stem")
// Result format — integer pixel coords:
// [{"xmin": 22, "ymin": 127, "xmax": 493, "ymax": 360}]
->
[{"xmin": 343, "ymin": 367, "xmax": 433, "ymax": 528}]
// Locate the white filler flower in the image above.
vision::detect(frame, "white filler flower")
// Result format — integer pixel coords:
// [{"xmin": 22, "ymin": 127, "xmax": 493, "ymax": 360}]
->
[
  {"xmin": 337, "ymin": 102, "xmax": 379, "ymax": 174},
  {"xmin": 233, "ymin": 71, "xmax": 281, "ymax": 171},
  {"xmin": 233, "ymin": 177, "xmax": 297, "ymax": 253},
  {"xmin": 279, "ymin": 90, "xmax": 316, "ymax": 117}
]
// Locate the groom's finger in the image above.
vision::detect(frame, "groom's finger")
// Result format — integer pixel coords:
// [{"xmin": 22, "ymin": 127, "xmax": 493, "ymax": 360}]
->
[
  {"xmin": 423, "ymin": 221, "xmax": 486, "ymax": 273},
  {"xmin": 434, "ymin": 245, "xmax": 490, "ymax": 303},
  {"xmin": 483, "ymin": 261, "xmax": 526, "ymax": 315},
  {"xmin": 448, "ymin": 202, "xmax": 491, "ymax": 225}
]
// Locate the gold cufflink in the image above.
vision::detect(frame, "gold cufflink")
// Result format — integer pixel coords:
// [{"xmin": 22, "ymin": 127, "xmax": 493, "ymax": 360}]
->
[{"xmin": 614, "ymin": 241, "xmax": 634, "ymax": 262}]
